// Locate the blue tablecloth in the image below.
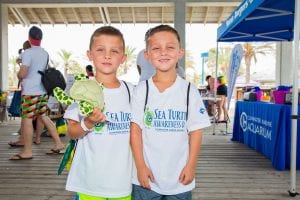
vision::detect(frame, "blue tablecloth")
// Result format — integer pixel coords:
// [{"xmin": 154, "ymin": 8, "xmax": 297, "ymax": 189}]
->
[{"xmin": 232, "ymin": 101, "xmax": 300, "ymax": 170}]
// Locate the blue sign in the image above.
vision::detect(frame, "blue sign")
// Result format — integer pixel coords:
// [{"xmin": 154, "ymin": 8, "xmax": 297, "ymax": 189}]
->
[{"xmin": 227, "ymin": 44, "xmax": 243, "ymax": 109}]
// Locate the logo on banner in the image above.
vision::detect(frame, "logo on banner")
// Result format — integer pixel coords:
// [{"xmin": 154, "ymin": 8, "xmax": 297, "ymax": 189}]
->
[
  {"xmin": 239, "ymin": 112, "xmax": 272, "ymax": 140},
  {"xmin": 227, "ymin": 44, "xmax": 243, "ymax": 109},
  {"xmin": 240, "ymin": 112, "xmax": 248, "ymax": 132}
]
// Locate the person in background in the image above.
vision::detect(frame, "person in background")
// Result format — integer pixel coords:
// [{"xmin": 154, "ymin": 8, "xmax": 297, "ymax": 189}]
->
[
  {"xmin": 8, "ymin": 40, "xmax": 45, "ymax": 147},
  {"xmin": 85, "ymin": 64, "xmax": 94, "ymax": 79},
  {"xmin": 205, "ymin": 75, "xmax": 211, "ymax": 92},
  {"xmin": 130, "ymin": 24, "xmax": 211, "ymax": 200},
  {"xmin": 16, "ymin": 40, "xmax": 31, "ymax": 65},
  {"xmin": 216, "ymin": 75, "xmax": 228, "ymax": 121},
  {"xmin": 204, "ymin": 75, "xmax": 213, "ymax": 116},
  {"xmin": 136, "ymin": 49, "xmax": 155, "ymax": 82},
  {"xmin": 9, "ymin": 26, "xmax": 64, "ymax": 160},
  {"xmin": 64, "ymin": 26, "xmax": 133, "ymax": 200},
  {"xmin": 176, "ymin": 63, "xmax": 185, "ymax": 79},
  {"xmin": 207, "ymin": 75, "xmax": 216, "ymax": 96}
]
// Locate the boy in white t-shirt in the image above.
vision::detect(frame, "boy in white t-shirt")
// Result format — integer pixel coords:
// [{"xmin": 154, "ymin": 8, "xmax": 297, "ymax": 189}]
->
[
  {"xmin": 130, "ymin": 25, "xmax": 211, "ymax": 199},
  {"xmin": 64, "ymin": 26, "xmax": 133, "ymax": 200}
]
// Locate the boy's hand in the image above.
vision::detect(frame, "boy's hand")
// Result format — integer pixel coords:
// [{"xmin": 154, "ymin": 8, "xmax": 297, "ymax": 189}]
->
[
  {"xmin": 179, "ymin": 164, "xmax": 195, "ymax": 185},
  {"xmin": 137, "ymin": 165, "xmax": 154, "ymax": 189},
  {"xmin": 86, "ymin": 107, "xmax": 106, "ymax": 124}
]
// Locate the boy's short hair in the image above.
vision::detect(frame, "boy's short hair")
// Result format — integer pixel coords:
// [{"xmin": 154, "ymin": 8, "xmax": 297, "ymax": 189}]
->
[
  {"xmin": 89, "ymin": 26, "xmax": 125, "ymax": 51},
  {"xmin": 144, "ymin": 24, "xmax": 181, "ymax": 48}
]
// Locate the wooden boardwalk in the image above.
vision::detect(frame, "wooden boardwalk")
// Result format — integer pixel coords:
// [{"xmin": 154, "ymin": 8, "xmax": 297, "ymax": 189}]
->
[{"xmin": 0, "ymin": 119, "xmax": 299, "ymax": 200}]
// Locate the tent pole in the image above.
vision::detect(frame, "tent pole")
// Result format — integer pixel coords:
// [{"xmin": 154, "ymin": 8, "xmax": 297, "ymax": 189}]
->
[
  {"xmin": 213, "ymin": 42, "xmax": 219, "ymax": 135},
  {"xmin": 289, "ymin": 0, "xmax": 300, "ymax": 196}
]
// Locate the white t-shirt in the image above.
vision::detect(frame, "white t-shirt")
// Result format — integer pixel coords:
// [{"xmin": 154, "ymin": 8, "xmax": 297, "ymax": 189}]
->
[
  {"xmin": 64, "ymin": 81, "xmax": 133, "ymax": 198},
  {"xmin": 21, "ymin": 46, "xmax": 47, "ymax": 95},
  {"xmin": 131, "ymin": 76, "xmax": 211, "ymax": 195}
]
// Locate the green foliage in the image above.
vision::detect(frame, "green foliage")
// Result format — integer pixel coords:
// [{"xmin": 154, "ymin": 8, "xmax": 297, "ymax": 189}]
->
[
  {"xmin": 243, "ymin": 42, "xmax": 275, "ymax": 83},
  {"xmin": 68, "ymin": 60, "xmax": 85, "ymax": 75},
  {"xmin": 206, "ymin": 47, "xmax": 231, "ymax": 78},
  {"xmin": 185, "ymin": 50, "xmax": 195, "ymax": 70},
  {"xmin": 57, "ymin": 49, "xmax": 73, "ymax": 77},
  {"xmin": 118, "ymin": 46, "xmax": 137, "ymax": 76},
  {"xmin": 184, "ymin": 50, "xmax": 197, "ymax": 84},
  {"xmin": 8, "ymin": 56, "xmax": 19, "ymax": 88},
  {"xmin": 205, "ymin": 42, "xmax": 275, "ymax": 84}
]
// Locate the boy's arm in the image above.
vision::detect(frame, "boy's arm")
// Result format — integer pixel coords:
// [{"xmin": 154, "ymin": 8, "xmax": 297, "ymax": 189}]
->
[
  {"xmin": 130, "ymin": 122, "xmax": 154, "ymax": 189},
  {"xmin": 179, "ymin": 129, "xmax": 202, "ymax": 185},
  {"xmin": 67, "ymin": 107, "xmax": 106, "ymax": 139},
  {"xmin": 67, "ymin": 118, "xmax": 91, "ymax": 139}
]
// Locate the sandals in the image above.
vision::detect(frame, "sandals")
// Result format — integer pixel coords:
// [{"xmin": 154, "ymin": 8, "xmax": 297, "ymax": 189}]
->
[
  {"xmin": 33, "ymin": 141, "xmax": 41, "ymax": 145},
  {"xmin": 8, "ymin": 141, "xmax": 24, "ymax": 147},
  {"xmin": 46, "ymin": 148, "xmax": 65, "ymax": 155},
  {"xmin": 9, "ymin": 154, "xmax": 33, "ymax": 160},
  {"xmin": 9, "ymin": 140, "xmax": 41, "ymax": 147}
]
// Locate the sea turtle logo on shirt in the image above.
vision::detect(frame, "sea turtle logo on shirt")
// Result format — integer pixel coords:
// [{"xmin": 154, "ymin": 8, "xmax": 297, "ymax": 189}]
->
[
  {"xmin": 144, "ymin": 107, "xmax": 154, "ymax": 127},
  {"xmin": 199, "ymin": 107, "xmax": 206, "ymax": 114},
  {"xmin": 94, "ymin": 122, "xmax": 105, "ymax": 133}
]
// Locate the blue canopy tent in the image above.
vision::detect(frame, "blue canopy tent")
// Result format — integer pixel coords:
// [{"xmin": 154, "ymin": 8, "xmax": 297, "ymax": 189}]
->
[{"xmin": 217, "ymin": 0, "xmax": 300, "ymax": 196}]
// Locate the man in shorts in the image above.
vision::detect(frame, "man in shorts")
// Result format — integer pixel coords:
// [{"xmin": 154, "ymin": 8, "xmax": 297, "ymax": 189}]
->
[{"xmin": 10, "ymin": 26, "xmax": 64, "ymax": 160}]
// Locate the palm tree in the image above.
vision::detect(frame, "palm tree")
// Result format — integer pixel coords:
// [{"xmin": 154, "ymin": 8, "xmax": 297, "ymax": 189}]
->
[
  {"xmin": 68, "ymin": 60, "xmax": 85, "ymax": 75},
  {"xmin": 120, "ymin": 46, "xmax": 136, "ymax": 74},
  {"xmin": 184, "ymin": 50, "xmax": 197, "ymax": 84},
  {"xmin": 8, "ymin": 56, "xmax": 19, "ymax": 87},
  {"xmin": 57, "ymin": 49, "xmax": 73, "ymax": 78},
  {"xmin": 184, "ymin": 50, "xmax": 195, "ymax": 71},
  {"xmin": 124, "ymin": 46, "xmax": 136, "ymax": 73},
  {"xmin": 243, "ymin": 42, "xmax": 274, "ymax": 83},
  {"xmin": 206, "ymin": 47, "xmax": 231, "ymax": 78}
]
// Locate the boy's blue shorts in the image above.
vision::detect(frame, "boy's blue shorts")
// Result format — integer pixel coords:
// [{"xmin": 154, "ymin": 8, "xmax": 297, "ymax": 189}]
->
[{"xmin": 132, "ymin": 184, "xmax": 192, "ymax": 200}]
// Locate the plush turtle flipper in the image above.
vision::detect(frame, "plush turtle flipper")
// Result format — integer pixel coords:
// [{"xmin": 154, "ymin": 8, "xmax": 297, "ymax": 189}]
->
[
  {"xmin": 79, "ymin": 100, "xmax": 94, "ymax": 116},
  {"xmin": 53, "ymin": 87, "xmax": 75, "ymax": 106},
  {"xmin": 74, "ymin": 74, "xmax": 87, "ymax": 81}
]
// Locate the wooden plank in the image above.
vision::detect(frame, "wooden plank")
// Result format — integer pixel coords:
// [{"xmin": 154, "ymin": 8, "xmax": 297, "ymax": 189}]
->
[{"xmin": 0, "ymin": 118, "xmax": 299, "ymax": 200}]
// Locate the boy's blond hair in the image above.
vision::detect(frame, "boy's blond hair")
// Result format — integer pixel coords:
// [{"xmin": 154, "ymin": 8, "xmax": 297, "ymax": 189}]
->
[
  {"xmin": 144, "ymin": 24, "xmax": 181, "ymax": 48},
  {"xmin": 89, "ymin": 26, "xmax": 125, "ymax": 51}
]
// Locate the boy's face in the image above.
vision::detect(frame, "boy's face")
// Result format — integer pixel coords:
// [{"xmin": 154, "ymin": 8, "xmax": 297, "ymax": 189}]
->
[
  {"xmin": 145, "ymin": 31, "xmax": 184, "ymax": 72},
  {"xmin": 87, "ymin": 34, "xmax": 126, "ymax": 75}
]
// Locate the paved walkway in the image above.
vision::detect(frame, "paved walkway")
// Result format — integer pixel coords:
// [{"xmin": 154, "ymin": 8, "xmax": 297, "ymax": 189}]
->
[{"xmin": 0, "ymin": 118, "xmax": 299, "ymax": 200}]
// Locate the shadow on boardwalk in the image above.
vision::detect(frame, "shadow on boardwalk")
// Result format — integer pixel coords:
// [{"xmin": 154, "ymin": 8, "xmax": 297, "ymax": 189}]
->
[{"xmin": 0, "ymin": 118, "xmax": 299, "ymax": 200}]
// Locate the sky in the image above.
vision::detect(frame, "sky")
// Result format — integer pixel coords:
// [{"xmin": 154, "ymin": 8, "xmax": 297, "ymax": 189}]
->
[
  {"xmin": 8, "ymin": 24, "xmax": 218, "ymax": 77},
  {"xmin": 7, "ymin": 23, "xmax": 275, "ymax": 85}
]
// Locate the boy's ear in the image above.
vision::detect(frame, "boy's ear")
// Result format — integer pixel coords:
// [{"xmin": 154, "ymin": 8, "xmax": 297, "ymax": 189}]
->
[
  {"xmin": 120, "ymin": 54, "xmax": 127, "ymax": 64},
  {"xmin": 144, "ymin": 50, "xmax": 150, "ymax": 61},
  {"xmin": 87, "ymin": 50, "xmax": 93, "ymax": 61},
  {"xmin": 178, "ymin": 49, "xmax": 185, "ymax": 59}
]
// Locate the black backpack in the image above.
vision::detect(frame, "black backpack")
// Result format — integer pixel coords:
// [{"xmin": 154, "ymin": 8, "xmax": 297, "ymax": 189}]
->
[{"xmin": 38, "ymin": 55, "xmax": 66, "ymax": 96}]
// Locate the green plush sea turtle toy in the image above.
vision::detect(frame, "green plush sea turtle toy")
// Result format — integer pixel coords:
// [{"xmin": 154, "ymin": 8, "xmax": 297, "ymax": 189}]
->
[
  {"xmin": 53, "ymin": 74, "xmax": 105, "ymax": 116},
  {"xmin": 54, "ymin": 74, "xmax": 105, "ymax": 175}
]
